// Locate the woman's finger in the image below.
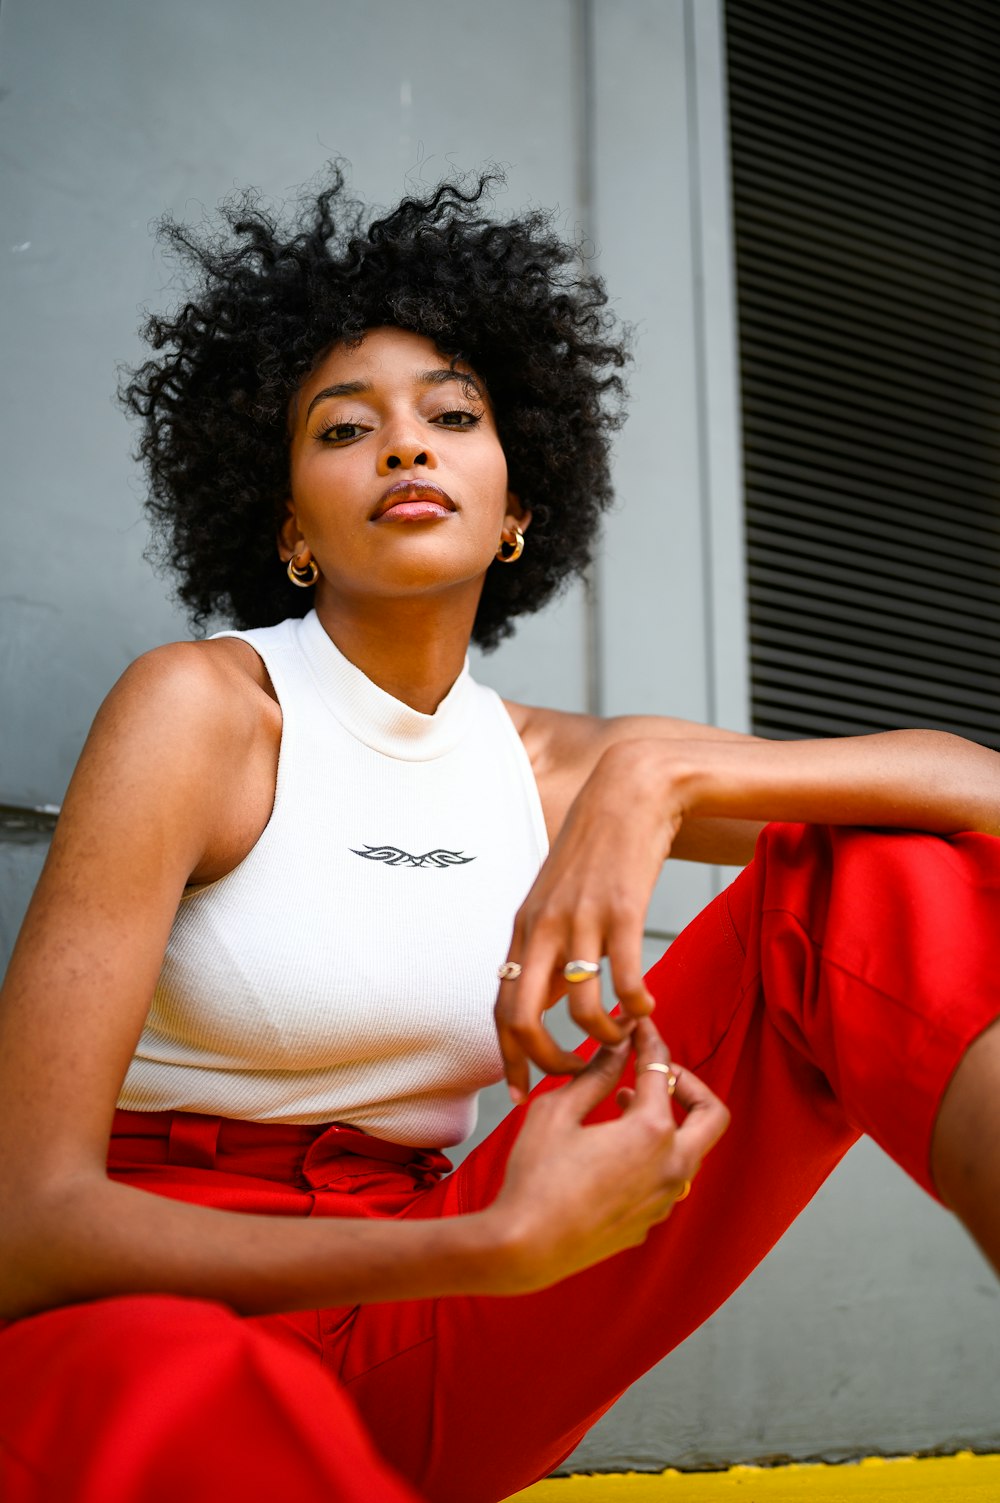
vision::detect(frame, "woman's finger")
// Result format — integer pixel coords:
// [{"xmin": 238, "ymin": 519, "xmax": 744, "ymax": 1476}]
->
[
  {"xmin": 606, "ymin": 922, "xmax": 656, "ymax": 1019},
  {"xmin": 670, "ymin": 1065, "xmax": 731, "ymax": 1157},
  {"xmin": 499, "ymin": 921, "xmax": 600, "ymax": 1079},
  {"xmin": 503, "ymin": 925, "xmax": 559, "ymax": 1039},
  {"xmin": 496, "ymin": 951, "xmax": 585, "ymax": 1099},
  {"xmin": 627, "ymin": 1016, "xmax": 674, "ymax": 1110},
  {"xmin": 555, "ymin": 1039, "xmax": 631, "ymax": 1120},
  {"xmin": 563, "ymin": 938, "xmax": 631, "ymax": 1046},
  {"xmin": 495, "ymin": 967, "xmax": 532, "ymax": 1104},
  {"xmin": 500, "ymin": 1012, "xmax": 584, "ymax": 1081}
]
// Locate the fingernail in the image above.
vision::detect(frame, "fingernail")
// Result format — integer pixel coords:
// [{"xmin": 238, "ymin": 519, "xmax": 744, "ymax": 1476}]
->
[{"xmin": 508, "ymin": 1084, "xmax": 527, "ymax": 1106}]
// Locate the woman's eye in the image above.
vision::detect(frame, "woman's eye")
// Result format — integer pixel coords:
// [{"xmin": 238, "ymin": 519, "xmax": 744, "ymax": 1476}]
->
[
  {"xmin": 319, "ymin": 422, "xmax": 365, "ymax": 444},
  {"xmin": 435, "ymin": 409, "xmax": 482, "ymax": 428}
]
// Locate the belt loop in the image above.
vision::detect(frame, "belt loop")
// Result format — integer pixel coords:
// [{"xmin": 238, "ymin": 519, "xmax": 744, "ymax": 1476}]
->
[{"xmin": 167, "ymin": 1113, "xmax": 222, "ymax": 1168}]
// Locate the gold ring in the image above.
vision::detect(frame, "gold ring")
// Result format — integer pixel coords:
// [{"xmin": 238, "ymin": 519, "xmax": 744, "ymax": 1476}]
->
[
  {"xmin": 497, "ymin": 961, "xmax": 522, "ymax": 981},
  {"xmin": 640, "ymin": 1063, "xmax": 678, "ymax": 1095},
  {"xmin": 675, "ymin": 1180, "xmax": 692, "ymax": 1202},
  {"xmin": 563, "ymin": 959, "xmax": 601, "ymax": 984}
]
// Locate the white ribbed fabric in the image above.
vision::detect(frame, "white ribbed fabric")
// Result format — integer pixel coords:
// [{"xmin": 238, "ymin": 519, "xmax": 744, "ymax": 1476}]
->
[{"xmin": 118, "ymin": 610, "xmax": 548, "ymax": 1146}]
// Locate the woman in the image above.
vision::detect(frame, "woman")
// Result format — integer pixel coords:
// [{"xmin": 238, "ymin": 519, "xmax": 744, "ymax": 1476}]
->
[{"xmin": 1, "ymin": 171, "xmax": 999, "ymax": 1503}]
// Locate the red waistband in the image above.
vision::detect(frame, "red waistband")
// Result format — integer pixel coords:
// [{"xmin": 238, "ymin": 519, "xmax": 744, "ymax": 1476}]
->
[{"xmin": 111, "ymin": 1108, "xmax": 451, "ymax": 1182}]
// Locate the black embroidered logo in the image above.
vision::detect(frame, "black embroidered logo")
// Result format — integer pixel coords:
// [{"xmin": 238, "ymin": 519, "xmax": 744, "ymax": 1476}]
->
[{"xmin": 351, "ymin": 844, "xmax": 476, "ymax": 869}]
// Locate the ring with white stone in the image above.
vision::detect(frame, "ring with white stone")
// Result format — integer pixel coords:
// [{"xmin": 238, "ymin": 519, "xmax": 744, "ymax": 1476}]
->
[
  {"xmin": 497, "ymin": 961, "xmax": 523, "ymax": 981},
  {"xmin": 563, "ymin": 959, "xmax": 601, "ymax": 984}
]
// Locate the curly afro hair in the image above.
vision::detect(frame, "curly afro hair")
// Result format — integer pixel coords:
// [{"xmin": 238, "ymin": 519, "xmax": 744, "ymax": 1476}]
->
[{"xmin": 121, "ymin": 166, "xmax": 629, "ymax": 650}]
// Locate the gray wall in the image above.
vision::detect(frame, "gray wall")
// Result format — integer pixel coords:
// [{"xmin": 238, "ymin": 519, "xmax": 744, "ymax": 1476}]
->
[{"xmin": 2, "ymin": 0, "xmax": 997, "ymax": 1475}]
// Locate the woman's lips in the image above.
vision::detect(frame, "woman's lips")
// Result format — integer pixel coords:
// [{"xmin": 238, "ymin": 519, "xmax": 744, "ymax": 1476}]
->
[
  {"xmin": 375, "ymin": 499, "xmax": 454, "ymax": 521},
  {"xmin": 372, "ymin": 481, "xmax": 456, "ymax": 520}
]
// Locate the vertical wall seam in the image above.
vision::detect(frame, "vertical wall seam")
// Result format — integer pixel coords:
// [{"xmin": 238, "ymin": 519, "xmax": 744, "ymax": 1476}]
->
[
  {"xmin": 684, "ymin": 0, "xmax": 720, "ymax": 899},
  {"xmin": 575, "ymin": 0, "xmax": 603, "ymax": 718},
  {"xmin": 684, "ymin": 0, "xmax": 718, "ymax": 737}
]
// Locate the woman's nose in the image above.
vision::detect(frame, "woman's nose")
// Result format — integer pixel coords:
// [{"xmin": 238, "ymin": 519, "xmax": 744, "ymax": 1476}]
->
[
  {"xmin": 378, "ymin": 431, "xmax": 438, "ymax": 474},
  {"xmin": 385, "ymin": 449, "xmax": 429, "ymax": 470}
]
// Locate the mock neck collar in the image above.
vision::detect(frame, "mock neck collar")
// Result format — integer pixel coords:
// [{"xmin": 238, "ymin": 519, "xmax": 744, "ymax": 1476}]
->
[{"xmin": 294, "ymin": 609, "xmax": 475, "ymax": 760}]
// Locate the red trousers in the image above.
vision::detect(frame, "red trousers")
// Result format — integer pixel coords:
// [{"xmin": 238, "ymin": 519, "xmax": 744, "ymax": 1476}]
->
[{"xmin": 2, "ymin": 824, "xmax": 999, "ymax": 1503}]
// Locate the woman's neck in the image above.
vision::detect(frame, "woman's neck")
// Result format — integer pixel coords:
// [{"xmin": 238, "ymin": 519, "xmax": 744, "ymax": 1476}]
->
[{"xmin": 312, "ymin": 593, "xmax": 476, "ymax": 714}]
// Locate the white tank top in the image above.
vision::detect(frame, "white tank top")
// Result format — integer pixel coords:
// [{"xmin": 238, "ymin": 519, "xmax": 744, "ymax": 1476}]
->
[{"xmin": 117, "ymin": 610, "xmax": 549, "ymax": 1146}]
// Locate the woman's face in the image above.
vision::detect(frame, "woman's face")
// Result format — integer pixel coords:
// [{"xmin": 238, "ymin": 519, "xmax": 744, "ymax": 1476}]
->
[{"xmin": 284, "ymin": 326, "xmax": 527, "ymax": 612}]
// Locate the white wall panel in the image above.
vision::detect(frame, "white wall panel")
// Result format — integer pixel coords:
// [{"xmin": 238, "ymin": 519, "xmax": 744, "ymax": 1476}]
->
[
  {"xmin": 590, "ymin": 0, "xmax": 747, "ymax": 936},
  {"xmin": 0, "ymin": 0, "xmax": 588, "ymax": 810}
]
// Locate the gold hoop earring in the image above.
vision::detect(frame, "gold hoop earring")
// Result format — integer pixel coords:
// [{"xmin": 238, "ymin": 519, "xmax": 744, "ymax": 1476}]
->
[
  {"xmin": 287, "ymin": 554, "xmax": 319, "ymax": 587},
  {"xmin": 496, "ymin": 525, "xmax": 525, "ymax": 564}
]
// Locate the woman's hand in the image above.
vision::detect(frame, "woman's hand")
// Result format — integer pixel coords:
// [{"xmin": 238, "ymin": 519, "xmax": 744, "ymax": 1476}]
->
[
  {"xmin": 496, "ymin": 740, "xmax": 683, "ymax": 1102},
  {"xmin": 488, "ymin": 1019, "xmax": 729, "ymax": 1292},
  {"xmin": 497, "ymin": 725, "xmax": 1000, "ymax": 1102}
]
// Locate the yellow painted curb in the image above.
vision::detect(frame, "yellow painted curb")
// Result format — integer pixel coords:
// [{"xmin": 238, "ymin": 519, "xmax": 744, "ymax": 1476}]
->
[{"xmin": 507, "ymin": 1451, "xmax": 1000, "ymax": 1500}]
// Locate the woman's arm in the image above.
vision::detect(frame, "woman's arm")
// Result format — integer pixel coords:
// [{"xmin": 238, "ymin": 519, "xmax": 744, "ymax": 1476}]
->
[
  {"xmin": 3, "ymin": 1024, "xmax": 724, "ymax": 1320},
  {"xmin": 0, "ymin": 652, "xmax": 727, "ymax": 1320},
  {"xmin": 516, "ymin": 706, "xmax": 1000, "ymax": 866},
  {"xmin": 496, "ymin": 726, "xmax": 1000, "ymax": 1096},
  {"xmin": 660, "ymin": 726, "xmax": 1000, "ymax": 841}
]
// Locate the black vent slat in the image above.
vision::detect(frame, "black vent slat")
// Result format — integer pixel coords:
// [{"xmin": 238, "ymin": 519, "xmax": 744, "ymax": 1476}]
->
[
  {"xmin": 740, "ymin": 246, "xmax": 1000, "ymax": 334},
  {"xmin": 751, "ymin": 682, "xmax": 1000, "ymax": 735},
  {"xmin": 752, "ymin": 624, "xmax": 1000, "ymax": 688},
  {"xmin": 750, "ymin": 584, "xmax": 1000, "ymax": 659},
  {"xmin": 728, "ymin": 85, "xmax": 1000, "ymax": 193},
  {"xmin": 751, "ymin": 695, "xmax": 999, "ymax": 742},
  {"xmin": 742, "ymin": 360, "xmax": 1000, "ymax": 437},
  {"xmin": 737, "ymin": 241, "xmax": 1000, "ymax": 328},
  {"xmin": 744, "ymin": 414, "xmax": 1000, "ymax": 488},
  {"xmin": 747, "ymin": 500, "xmax": 1000, "ymax": 575},
  {"xmin": 729, "ymin": 89, "xmax": 1000, "ymax": 207},
  {"xmin": 733, "ymin": 150, "xmax": 1000, "ymax": 258},
  {"xmin": 739, "ymin": 297, "xmax": 1000, "ymax": 383},
  {"xmin": 726, "ymin": 16, "xmax": 1000, "ymax": 133},
  {"xmin": 735, "ymin": 1, "xmax": 1000, "ymax": 87},
  {"xmin": 747, "ymin": 528, "xmax": 1000, "ymax": 598},
  {"xmin": 746, "ymin": 523, "xmax": 1000, "ymax": 595},
  {"xmin": 751, "ymin": 648, "xmax": 1000, "ymax": 718},
  {"xmin": 749, "ymin": 563, "xmax": 1000, "ymax": 641},
  {"xmin": 729, "ymin": 0, "xmax": 1000, "ymax": 754},
  {"xmin": 745, "ymin": 432, "xmax": 999, "ymax": 501},
  {"xmin": 730, "ymin": 118, "xmax": 1000, "ymax": 232},
  {"xmin": 745, "ymin": 453, "xmax": 1000, "ymax": 524},
  {"xmin": 851, "ymin": 0, "xmax": 1000, "ymax": 50}
]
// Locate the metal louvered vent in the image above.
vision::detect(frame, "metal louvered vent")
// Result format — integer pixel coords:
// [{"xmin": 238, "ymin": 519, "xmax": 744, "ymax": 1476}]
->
[{"xmin": 725, "ymin": 0, "xmax": 1000, "ymax": 746}]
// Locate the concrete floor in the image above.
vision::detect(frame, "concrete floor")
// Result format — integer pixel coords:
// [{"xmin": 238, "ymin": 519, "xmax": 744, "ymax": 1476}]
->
[{"xmin": 509, "ymin": 1453, "xmax": 1000, "ymax": 1500}]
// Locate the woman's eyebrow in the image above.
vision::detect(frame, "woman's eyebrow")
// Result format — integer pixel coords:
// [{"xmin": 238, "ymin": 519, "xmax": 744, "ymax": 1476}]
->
[
  {"xmin": 305, "ymin": 380, "xmax": 369, "ymax": 419},
  {"xmin": 305, "ymin": 369, "xmax": 482, "ymax": 421},
  {"xmin": 420, "ymin": 368, "xmax": 483, "ymax": 396}
]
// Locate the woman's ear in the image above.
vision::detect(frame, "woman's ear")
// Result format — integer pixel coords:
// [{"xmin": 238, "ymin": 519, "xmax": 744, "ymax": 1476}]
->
[
  {"xmin": 506, "ymin": 492, "xmax": 532, "ymax": 534},
  {"xmin": 277, "ymin": 502, "xmax": 304, "ymax": 562},
  {"xmin": 495, "ymin": 494, "xmax": 532, "ymax": 565}
]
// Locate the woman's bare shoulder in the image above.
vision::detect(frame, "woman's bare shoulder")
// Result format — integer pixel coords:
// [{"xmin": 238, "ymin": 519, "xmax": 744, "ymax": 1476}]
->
[
  {"xmin": 502, "ymin": 700, "xmax": 753, "ymax": 769},
  {"xmin": 116, "ymin": 635, "xmax": 275, "ymax": 719},
  {"xmin": 502, "ymin": 704, "xmax": 644, "ymax": 842},
  {"xmin": 503, "ymin": 701, "xmax": 758, "ymax": 847},
  {"xmin": 39, "ymin": 637, "xmax": 278, "ymax": 881},
  {"xmin": 503, "ymin": 702, "xmax": 603, "ymax": 778}
]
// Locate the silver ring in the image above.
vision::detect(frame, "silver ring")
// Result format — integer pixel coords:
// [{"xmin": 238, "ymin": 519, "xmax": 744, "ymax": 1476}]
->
[
  {"xmin": 563, "ymin": 959, "xmax": 601, "ymax": 984},
  {"xmin": 497, "ymin": 961, "xmax": 522, "ymax": 981}
]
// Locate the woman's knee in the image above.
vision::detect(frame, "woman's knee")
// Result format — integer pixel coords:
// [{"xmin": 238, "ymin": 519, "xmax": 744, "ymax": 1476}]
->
[{"xmin": 52, "ymin": 1292, "xmax": 249, "ymax": 1376}]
